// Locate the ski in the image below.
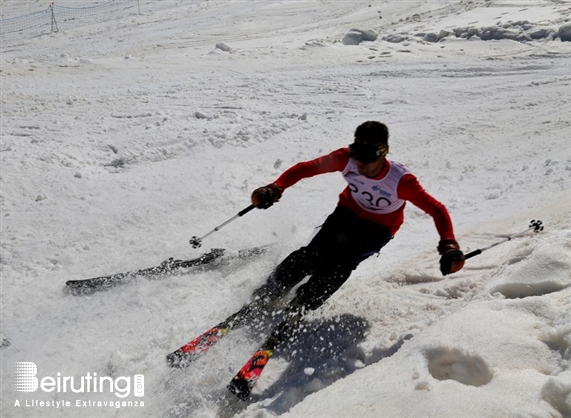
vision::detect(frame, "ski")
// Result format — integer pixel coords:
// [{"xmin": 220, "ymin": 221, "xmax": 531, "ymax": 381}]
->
[
  {"xmin": 166, "ymin": 282, "xmax": 284, "ymax": 369},
  {"xmin": 227, "ymin": 309, "xmax": 303, "ymax": 400},
  {"xmin": 65, "ymin": 245, "xmax": 270, "ymax": 294},
  {"xmin": 66, "ymin": 249, "xmax": 223, "ymax": 292},
  {"xmin": 227, "ymin": 347, "xmax": 275, "ymax": 400},
  {"xmin": 166, "ymin": 303, "xmax": 256, "ymax": 368}
]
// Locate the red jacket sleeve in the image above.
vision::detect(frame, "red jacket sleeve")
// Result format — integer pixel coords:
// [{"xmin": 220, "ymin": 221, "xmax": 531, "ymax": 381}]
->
[
  {"xmin": 273, "ymin": 148, "xmax": 348, "ymax": 190},
  {"xmin": 398, "ymin": 174, "xmax": 456, "ymax": 241}
]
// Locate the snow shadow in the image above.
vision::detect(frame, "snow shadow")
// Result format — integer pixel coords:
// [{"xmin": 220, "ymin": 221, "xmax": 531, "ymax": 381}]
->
[{"xmin": 224, "ymin": 314, "xmax": 410, "ymax": 415}]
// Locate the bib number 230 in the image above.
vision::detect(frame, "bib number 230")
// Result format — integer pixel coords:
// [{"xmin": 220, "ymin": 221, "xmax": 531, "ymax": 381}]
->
[{"xmin": 349, "ymin": 183, "xmax": 391, "ymax": 209}]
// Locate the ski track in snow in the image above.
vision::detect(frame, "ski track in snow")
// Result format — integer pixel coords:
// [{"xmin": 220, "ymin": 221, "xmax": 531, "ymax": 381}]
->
[{"xmin": 1, "ymin": 1, "xmax": 571, "ymax": 417}]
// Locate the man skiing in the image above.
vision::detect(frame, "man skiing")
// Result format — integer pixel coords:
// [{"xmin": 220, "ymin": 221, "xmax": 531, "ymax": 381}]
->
[
  {"xmin": 168, "ymin": 121, "xmax": 466, "ymax": 399},
  {"xmin": 248, "ymin": 121, "xmax": 465, "ymax": 316}
]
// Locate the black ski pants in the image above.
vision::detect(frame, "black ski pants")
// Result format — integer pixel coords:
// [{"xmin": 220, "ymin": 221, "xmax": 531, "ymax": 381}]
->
[{"xmin": 256, "ymin": 205, "xmax": 392, "ymax": 311}]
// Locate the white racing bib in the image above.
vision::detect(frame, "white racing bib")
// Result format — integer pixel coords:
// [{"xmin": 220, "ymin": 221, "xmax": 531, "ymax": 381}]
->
[{"xmin": 342, "ymin": 159, "xmax": 408, "ymax": 214}]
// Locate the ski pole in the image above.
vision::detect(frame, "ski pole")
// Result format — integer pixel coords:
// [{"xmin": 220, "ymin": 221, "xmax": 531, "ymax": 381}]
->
[
  {"xmin": 189, "ymin": 204, "xmax": 255, "ymax": 248},
  {"xmin": 465, "ymin": 219, "xmax": 544, "ymax": 260}
]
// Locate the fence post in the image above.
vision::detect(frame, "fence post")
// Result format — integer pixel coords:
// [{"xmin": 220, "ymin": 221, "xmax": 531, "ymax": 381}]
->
[{"xmin": 50, "ymin": 2, "xmax": 59, "ymax": 33}]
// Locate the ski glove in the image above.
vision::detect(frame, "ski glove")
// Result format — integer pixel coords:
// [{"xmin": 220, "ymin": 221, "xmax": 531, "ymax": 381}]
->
[
  {"xmin": 251, "ymin": 184, "xmax": 282, "ymax": 209},
  {"xmin": 438, "ymin": 239, "xmax": 465, "ymax": 276}
]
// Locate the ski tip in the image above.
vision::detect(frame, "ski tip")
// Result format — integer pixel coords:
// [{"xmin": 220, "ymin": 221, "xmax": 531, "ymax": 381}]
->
[
  {"xmin": 65, "ymin": 280, "xmax": 83, "ymax": 288},
  {"xmin": 166, "ymin": 350, "xmax": 194, "ymax": 369},
  {"xmin": 166, "ymin": 351, "xmax": 183, "ymax": 368},
  {"xmin": 227, "ymin": 378, "xmax": 253, "ymax": 401},
  {"xmin": 64, "ymin": 283, "xmax": 98, "ymax": 297},
  {"xmin": 65, "ymin": 278, "xmax": 115, "ymax": 292}
]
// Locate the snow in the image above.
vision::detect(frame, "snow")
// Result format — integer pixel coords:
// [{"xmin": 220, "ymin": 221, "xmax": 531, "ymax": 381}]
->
[{"xmin": 1, "ymin": 1, "xmax": 571, "ymax": 417}]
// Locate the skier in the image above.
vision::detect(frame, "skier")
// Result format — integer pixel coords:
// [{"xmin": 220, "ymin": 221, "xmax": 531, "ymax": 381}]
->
[
  {"xmin": 249, "ymin": 121, "xmax": 465, "ymax": 318},
  {"xmin": 169, "ymin": 121, "xmax": 467, "ymax": 398}
]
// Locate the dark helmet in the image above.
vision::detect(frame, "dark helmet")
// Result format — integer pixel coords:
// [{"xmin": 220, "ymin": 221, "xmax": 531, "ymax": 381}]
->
[{"xmin": 354, "ymin": 121, "xmax": 389, "ymax": 146}]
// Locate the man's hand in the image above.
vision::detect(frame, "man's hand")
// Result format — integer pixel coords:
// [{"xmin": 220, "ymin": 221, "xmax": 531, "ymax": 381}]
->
[
  {"xmin": 438, "ymin": 239, "xmax": 465, "ymax": 276},
  {"xmin": 251, "ymin": 184, "xmax": 282, "ymax": 209}
]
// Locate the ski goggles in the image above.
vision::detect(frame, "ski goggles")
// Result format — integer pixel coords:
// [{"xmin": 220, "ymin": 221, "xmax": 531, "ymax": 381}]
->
[{"xmin": 348, "ymin": 142, "xmax": 389, "ymax": 164}]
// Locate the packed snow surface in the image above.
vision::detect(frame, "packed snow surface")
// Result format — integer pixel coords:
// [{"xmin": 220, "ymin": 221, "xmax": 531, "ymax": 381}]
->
[{"xmin": 1, "ymin": 1, "xmax": 570, "ymax": 417}]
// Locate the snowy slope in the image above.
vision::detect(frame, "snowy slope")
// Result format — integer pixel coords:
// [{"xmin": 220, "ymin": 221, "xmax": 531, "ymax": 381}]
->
[{"xmin": 1, "ymin": 1, "xmax": 571, "ymax": 417}]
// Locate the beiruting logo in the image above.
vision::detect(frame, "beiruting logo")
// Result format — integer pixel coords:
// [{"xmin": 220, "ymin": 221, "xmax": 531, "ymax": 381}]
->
[{"xmin": 13, "ymin": 362, "xmax": 144, "ymax": 409}]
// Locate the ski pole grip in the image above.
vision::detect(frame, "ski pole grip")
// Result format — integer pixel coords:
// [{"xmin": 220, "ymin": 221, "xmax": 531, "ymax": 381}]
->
[
  {"xmin": 238, "ymin": 204, "xmax": 255, "ymax": 217},
  {"xmin": 464, "ymin": 249, "xmax": 482, "ymax": 260}
]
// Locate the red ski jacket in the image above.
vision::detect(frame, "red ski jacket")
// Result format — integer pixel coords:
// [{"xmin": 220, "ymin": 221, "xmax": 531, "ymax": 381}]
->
[{"xmin": 273, "ymin": 148, "xmax": 455, "ymax": 241}]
